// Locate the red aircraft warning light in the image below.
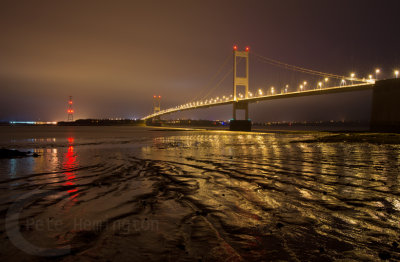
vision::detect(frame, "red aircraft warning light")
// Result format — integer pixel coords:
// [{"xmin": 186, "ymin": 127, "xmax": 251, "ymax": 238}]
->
[
  {"xmin": 245, "ymin": 46, "xmax": 250, "ymax": 52},
  {"xmin": 233, "ymin": 45, "xmax": 238, "ymax": 51}
]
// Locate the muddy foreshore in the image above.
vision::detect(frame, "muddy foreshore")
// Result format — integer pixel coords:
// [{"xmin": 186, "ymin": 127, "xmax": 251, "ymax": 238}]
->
[{"xmin": 0, "ymin": 126, "xmax": 400, "ymax": 261}]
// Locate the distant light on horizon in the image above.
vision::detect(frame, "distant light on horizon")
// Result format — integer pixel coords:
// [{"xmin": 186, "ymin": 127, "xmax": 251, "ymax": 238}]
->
[{"xmin": 9, "ymin": 121, "xmax": 57, "ymax": 125}]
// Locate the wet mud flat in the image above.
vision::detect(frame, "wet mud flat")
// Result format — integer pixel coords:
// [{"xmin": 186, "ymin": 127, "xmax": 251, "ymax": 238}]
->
[
  {"xmin": 294, "ymin": 132, "xmax": 400, "ymax": 144},
  {"xmin": 0, "ymin": 127, "xmax": 400, "ymax": 261}
]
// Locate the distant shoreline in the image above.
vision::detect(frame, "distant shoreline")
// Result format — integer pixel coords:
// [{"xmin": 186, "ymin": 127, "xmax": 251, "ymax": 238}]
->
[{"xmin": 0, "ymin": 119, "xmax": 381, "ymax": 133}]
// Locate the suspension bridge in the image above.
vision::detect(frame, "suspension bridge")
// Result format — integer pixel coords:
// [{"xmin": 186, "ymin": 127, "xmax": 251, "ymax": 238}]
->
[{"xmin": 142, "ymin": 46, "xmax": 400, "ymax": 131}]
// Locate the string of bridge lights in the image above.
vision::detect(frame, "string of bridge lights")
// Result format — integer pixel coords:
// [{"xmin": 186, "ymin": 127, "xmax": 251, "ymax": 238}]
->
[{"xmin": 143, "ymin": 47, "xmax": 399, "ymax": 120}]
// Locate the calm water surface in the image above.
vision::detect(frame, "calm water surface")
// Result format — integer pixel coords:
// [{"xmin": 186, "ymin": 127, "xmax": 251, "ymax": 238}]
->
[{"xmin": 0, "ymin": 126, "xmax": 399, "ymax": 261}]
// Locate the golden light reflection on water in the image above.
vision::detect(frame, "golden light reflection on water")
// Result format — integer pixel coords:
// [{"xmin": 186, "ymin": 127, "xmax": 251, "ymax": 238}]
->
[
  {"xmin": 141, "ymin": 132, "xmax": 400, "ymax": 233},
  {"xmin": 2, "ymin": 129, "xmax": 400, "ymax": 260}
]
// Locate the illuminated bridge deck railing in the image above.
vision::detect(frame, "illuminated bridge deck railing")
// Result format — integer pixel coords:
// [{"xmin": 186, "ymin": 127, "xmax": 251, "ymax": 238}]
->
[{"xmin": 142, "ymin": 82, "xmax": 374, "ymax": 120}]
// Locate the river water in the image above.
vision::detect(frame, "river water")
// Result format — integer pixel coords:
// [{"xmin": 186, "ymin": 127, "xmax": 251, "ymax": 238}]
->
[{"xmin": 0, "ymin": 126, "xmax": 399, "ymax": 261}]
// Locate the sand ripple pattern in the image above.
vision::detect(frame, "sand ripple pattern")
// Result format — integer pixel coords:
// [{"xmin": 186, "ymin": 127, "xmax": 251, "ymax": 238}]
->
[{"xmin": 0, "ymin": 131, "xmax": 400, "ymax": 261}]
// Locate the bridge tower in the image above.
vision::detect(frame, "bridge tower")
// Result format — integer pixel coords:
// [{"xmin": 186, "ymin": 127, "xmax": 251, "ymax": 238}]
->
[
  {"xmin": 231, "ymin": 46, "xmax": 251, "ymax": 131},
  {"xmin": 153, "ymin": 95, "xmax": 161, "ymax": 114},
  {"xmin": 67, "ymin": 96, "xmax": 74, "ymax": 122},
  {"xmin": 150, "ymin": 95, "xmax": 162, "ymax": 125}
]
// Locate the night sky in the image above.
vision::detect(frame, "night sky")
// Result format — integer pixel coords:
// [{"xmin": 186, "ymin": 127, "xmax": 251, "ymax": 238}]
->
[{"xmin": 1, "ymin": 0, "xmax": 399, "ymax": 122}]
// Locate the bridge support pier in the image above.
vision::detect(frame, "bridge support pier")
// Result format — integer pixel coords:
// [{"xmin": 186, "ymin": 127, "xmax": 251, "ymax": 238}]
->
[
  {"xmin": 370, "ymin": 79, "xmax": 400, "ymax": 132},
  {"xmin": 146, "ymin": 118, "xmax": 162, "ymax": 126},
  {"xmin": 229, "ymin": 119, "xmax": 252, "ymax": 131},
  {"xmin": 230, "ymin": 101, "xmax": 251, "ymax": 131}
]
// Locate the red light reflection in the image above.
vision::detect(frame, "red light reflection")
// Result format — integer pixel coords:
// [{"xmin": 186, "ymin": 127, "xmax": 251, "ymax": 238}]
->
[{"xmin": 63, "ymin": 137, "xmax": 79, "ymax": 202}]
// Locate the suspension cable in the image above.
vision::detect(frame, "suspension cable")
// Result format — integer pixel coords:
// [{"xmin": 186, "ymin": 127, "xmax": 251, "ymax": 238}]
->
[
  {"xmin": 252, "ymin": 52, "xmax": 366, "ymax": 82},
  {"xmin": 188, "ymin": 53, "xmax": 231, "ymax": 103},
  {"xmin": 199, "ymin": 67, "xmax": 233, "ymax": 102}
]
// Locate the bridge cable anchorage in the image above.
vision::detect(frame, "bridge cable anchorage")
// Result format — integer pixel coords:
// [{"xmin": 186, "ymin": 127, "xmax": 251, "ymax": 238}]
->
[
  {"xmin": 188, "ymin": 53, "xmax": 232, "ymax": 103},
  {"xmin": 252, "ymin": 52, "xmax": 368, "ymax": 83}
]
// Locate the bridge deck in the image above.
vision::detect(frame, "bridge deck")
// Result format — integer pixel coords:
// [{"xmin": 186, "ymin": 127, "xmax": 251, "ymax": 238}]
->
[{"xmin": 142, "ymin": 83, "xmax": 373, "ymax": 120}]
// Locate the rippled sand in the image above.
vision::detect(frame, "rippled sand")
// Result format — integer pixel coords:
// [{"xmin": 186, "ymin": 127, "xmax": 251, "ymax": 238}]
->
[{"xmin": 0, "ymin": 126, "xmax": 400, "ymax": 261}]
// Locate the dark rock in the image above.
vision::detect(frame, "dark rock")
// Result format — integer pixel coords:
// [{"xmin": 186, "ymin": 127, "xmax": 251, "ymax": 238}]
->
[
  {"xmin": 0, "ymin": 148, "xmax": 29, "ymax": 158},
  {"xmin": 0, "ymin": 148, "xmax": 40, "ymax": 158},
  {"xmin": 195, "ymin": 210, "xmax": 208, "ymax": 216},
  {"xmin": 177, "ymin": 243, "xmax": 185, "ymax": 250},
  {"xmin": 276, "ymin": 222, "xmax": 284, "ymax": 229},
  {"xmin": 392, "ymin": 241, "xmax": 398, "ymax": 249},
  {"xmin": 378, "ymin": 251, "xmax": 391, "ymax": 260},
  {"xmin": 71, "ymin": 230, "xmax": 99, "ymax": 243}
]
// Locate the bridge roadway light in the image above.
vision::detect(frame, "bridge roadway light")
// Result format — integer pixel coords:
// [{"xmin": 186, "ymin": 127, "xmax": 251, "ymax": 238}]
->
[
  {"xmin": 395, "ymin": 70, "xmax": 399, "ymax": 78},
  {"xmin": 258, "ymin": 89, "xmax": 263, "ymax": 96},
  {"xmin": 285, "ymin": 84, "xmax": 289, "ymax": 93},
  {"xmin": 350, "ymin": 73, "xmax": 355, "ymax": 85},
  {"xmin": 375, "ymin": 69, "xmax": 380, "ymax": 80},
  {"xmin": 318, "ymin": 82, "xmax": 322, "ymax": 89},
  {"xmin": 324, "ymin": 78, "xmax": 329, "ymax": 88},
  {"xmin": 270, "ymin": 87, "xmax": 274, "ymax": 95},
  {"xmin": 303, "ymin": 81, "xmax": 307, "ymax": 90},
  {"xmin": 300, "ymin": 84, "xmax": 303, "ymax": 91}
]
